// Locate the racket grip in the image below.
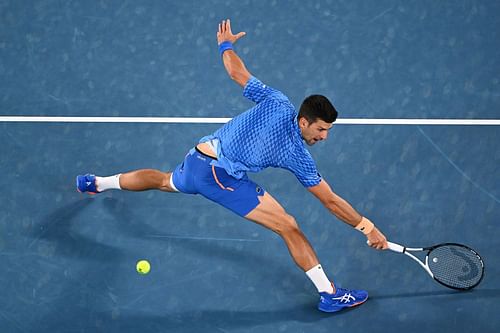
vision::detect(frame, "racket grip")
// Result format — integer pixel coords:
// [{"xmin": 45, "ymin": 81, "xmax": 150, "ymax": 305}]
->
[{"xmin": 387, "ymin": 241, "xmax": 405, "ymax": 253}]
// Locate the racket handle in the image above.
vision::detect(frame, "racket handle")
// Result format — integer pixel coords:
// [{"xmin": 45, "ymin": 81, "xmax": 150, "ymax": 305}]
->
[{"xmin": 387, "ymin": 241, "xmax": 405, "ymax": 253}]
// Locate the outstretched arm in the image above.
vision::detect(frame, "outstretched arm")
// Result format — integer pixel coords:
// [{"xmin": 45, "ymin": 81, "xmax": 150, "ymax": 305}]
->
[
  {"xmin": 217, "ymin": 19, "xmax": 252, "ymax": 87},
  {"xmin": 308, "ymin": 179, "xmax": 388, "ymax": 250}
]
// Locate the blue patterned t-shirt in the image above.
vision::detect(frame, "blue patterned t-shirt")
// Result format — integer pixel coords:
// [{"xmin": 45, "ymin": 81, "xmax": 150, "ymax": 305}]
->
[{"xmin": 199, "ymin": 77, "xmax": 321, "ymax": 187}]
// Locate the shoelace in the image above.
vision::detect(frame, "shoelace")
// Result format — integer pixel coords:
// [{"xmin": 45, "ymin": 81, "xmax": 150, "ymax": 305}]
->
[{"xmin": 332, "ymin": 288, "xmax": 356, "ymax": 303}]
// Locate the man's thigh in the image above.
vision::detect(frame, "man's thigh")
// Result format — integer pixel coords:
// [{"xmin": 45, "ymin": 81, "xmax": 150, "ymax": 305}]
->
[{"xmin": 244, "ymin": 191, "xmax": 291, "ymax": 231}]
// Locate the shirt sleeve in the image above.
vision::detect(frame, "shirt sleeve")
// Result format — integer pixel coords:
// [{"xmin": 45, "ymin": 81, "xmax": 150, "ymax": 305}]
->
[
  {"xmin": 243, "ymin": 76, "xmax": 286, "ymax": 104},
  {"xmin": 285, "ymin": 147, "xmax": 322, "ymax": 187}
]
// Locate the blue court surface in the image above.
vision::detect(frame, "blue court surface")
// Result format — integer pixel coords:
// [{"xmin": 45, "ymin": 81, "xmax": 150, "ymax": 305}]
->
[{"xmin": 1, "ymin": 1, "xmax": 499, "ymax": 332}]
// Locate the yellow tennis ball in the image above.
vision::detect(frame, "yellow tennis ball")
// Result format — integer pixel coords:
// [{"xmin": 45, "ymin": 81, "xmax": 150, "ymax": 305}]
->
[{"xmin": 136, "ymin": 260, "xmax": 150, "ymax": 275}]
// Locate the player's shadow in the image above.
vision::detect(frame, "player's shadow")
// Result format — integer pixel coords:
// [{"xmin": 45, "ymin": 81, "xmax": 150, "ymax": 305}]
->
[
  {"xmin": 28, "ymin": 196, "xmax": 165, "ymax": 260},
  {"xmin": 149, "ymin": 307, "xmax": 329, "ymax": 327},
  {"xmin": 28, "ymin": 195, "xmax": 299, "ymax": 276},
  {"xmin": 28, "ymin": 197, "xmax": 332, "ymax": 332},
  {"xmin": 103, "ymin": 304, "xmax": 338, "ymax": 332},
  {"xmin": 27, "ymin": 198, "xmax": 127, "ymax": 331},
  {"xmin": 29, "ymin": 196, "xmax": 340, "ymax": 332},
  {"xmin": 98, "ymin": 196, "xmax": 300, "ymax": 279},
  {"xmin": 27, "ymin": 198, "xmax": 123, "ymax": 261},
  {"xmin": 35, "ymin": 302, "xmax": 342, "ymax": 332},
  {"xmin": 100, "ymin": 196, "xmax": 172, "ymax": 238},
  {"xmin": 165, "ymin": 234, "xmax": 297, "ymax": 276}
]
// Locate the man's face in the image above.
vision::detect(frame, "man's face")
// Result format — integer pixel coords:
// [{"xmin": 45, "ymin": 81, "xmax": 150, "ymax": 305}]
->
[{"xmin": 298, "ymin": 117, "xmax": 333, "ymax": 146}]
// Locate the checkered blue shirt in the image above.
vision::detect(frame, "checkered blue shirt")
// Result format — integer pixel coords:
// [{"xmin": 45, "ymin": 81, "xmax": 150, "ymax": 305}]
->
[{"xmin": 199, "ymin": 77, "xmax": 321, "ymax": 187}]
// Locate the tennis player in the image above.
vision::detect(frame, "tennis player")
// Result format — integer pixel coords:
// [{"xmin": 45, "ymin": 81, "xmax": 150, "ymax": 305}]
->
[{"xmin": 77, "ymin": 19, "xmax": 388, "ymax": 313}]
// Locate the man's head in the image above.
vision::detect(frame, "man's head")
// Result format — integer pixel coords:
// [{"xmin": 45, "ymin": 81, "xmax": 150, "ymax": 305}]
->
[{"xmin": 298, "ymin": 95, "xmax": 337, "ymax": 146}]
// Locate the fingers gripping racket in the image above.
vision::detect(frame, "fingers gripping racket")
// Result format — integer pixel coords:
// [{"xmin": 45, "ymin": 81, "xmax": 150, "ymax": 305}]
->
[{"xmin": 387, "ymin": 241, "xmax": 484, "ymax": 290}]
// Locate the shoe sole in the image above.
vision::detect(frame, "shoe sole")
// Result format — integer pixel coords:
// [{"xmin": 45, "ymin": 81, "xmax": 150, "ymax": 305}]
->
[
  {"xmin": 77, "ymin": 188, "xmax": 97, "ymax": 195},
  {"xmin": 318, "ymin": 297, "xmax": 368, "ymax": 313}
]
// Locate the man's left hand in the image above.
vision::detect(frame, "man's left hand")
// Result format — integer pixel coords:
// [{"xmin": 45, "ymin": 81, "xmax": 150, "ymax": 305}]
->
[{"xmin": 217, "ymin": 19, "xmax": 246, "ymax": 45}]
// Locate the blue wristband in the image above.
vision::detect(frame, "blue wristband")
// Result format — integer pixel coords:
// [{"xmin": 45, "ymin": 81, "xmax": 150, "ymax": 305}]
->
[{"xmin": 219, "ymin": 41, "xmax": 233, "ymax": 56}]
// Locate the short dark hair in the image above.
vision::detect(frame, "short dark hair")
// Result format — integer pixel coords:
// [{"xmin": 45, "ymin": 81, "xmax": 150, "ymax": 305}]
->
[{"xmin": 298, "ymin": 95, "xmax": 338, "ymax": 123}]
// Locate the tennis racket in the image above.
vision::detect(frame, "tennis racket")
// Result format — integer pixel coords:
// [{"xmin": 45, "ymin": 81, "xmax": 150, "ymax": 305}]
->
[{"xmin": 386, "ymin": 241, "xmax": 485, "ymax": 290}]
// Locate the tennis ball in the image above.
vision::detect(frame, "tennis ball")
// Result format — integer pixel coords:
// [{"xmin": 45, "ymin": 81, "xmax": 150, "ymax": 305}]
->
[{"xmin": 136, "ymin": 260, "xmax": 150, "ymax": 275}]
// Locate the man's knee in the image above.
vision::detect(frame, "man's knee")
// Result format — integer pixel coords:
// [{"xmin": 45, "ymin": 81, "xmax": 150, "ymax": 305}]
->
[
  {"xmin": 160, "ymin": 172, "xmax": 176, "ymax": 192},
  {"xmin": 161, "ymin": 172, "xmax": 170, "ymax": 184},
  {"xmin": 274, "ymin": 213, "xmax": 300, "ymax": 235}
]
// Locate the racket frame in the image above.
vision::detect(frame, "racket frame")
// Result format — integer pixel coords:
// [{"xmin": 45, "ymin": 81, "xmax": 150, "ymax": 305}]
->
[{"xmin": 387, "ymin": 241, "xmax": 484, "ymax": 291}]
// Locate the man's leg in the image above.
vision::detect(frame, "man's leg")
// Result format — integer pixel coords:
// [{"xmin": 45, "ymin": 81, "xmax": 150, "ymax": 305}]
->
[
  {"xmin": 244, "ymin": 192, "xmax": 335, "ymax": 294},
  {"xmin": 245, "ymin": 192, "xmax": 369, "ymax": 312},
  {"xmin": 245, "ymin": 192, "xmax": 319, "ymax": 271},
  {"xmin": 77, "ymin": 169, "xmax": 178, "ymax": 193},
  {"xmin": 117, "ymin": 169, "xmax": 177, "ymax": 192}
]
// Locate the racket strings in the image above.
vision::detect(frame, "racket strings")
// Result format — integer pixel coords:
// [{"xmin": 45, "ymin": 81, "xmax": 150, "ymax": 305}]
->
[{"xmin": 428, "ymin": 245, "xmax": 484, "ymax": 290}]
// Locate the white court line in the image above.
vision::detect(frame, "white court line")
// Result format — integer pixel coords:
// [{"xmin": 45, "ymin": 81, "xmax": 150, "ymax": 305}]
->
[
  {"xmin": 0, "ymin": 116, "xmax": 499, "ymax": 125},
  {"xmin": 0, "ymin": 116, "xmax": 232, "ymax": 123}
]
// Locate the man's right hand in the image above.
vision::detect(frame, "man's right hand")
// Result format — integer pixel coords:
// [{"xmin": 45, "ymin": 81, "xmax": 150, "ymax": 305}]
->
[{"xmin": 366, "ymin": 227, "xmax": 388, "ymax": 250}]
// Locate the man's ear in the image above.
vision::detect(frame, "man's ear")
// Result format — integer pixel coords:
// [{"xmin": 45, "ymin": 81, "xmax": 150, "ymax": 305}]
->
[{"xmin": 298, "ymin": 117, "xmax": 309, "ymax": 129}]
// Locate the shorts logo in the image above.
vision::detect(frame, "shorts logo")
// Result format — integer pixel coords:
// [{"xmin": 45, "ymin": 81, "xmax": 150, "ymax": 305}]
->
[{"xmin": 256, "ymin": 186, "xmax": 262, "ymax": 193}]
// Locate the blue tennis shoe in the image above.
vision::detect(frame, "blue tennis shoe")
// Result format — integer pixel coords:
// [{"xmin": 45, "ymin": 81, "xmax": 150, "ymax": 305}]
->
[
  {"xmin": 76, "ymin": 174, "xmax": 98, "ymax": 194},
  {"xmin": 318, "ymin": 287, "xmax": 368, "ymax": 313}
]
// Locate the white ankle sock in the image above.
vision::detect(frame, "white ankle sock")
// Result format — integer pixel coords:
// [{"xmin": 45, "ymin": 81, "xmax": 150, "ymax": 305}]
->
[
  {"xmin": 96, "ymin": 174, "xmax": 122, "ymax": 192},
  {"xmin": 306, "ymin": 264, "xmax": 334, "ymax": 294}
]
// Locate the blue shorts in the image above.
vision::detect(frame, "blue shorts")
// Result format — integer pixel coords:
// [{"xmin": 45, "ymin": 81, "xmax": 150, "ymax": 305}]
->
[{"xmin": 171, "ymin": 148, "xmax": 265, "ymax": 217}]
